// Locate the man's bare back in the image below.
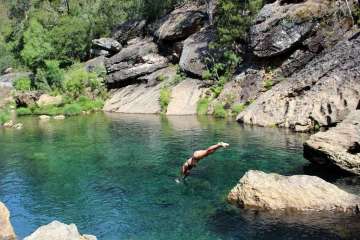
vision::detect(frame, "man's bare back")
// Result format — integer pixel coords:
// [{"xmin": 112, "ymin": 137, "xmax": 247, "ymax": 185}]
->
[{"xmin": 180, "ymin": 142, "xmax": 229, "ymax": 179}]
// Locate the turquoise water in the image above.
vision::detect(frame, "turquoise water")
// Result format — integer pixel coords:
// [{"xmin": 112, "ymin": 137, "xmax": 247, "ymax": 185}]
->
[{"xmin": 0, "ymin": 113, "xmax": 359, "ymax": 239}]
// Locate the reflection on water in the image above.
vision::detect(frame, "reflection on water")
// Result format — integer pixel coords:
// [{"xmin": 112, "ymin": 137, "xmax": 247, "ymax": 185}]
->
[{"xmin": 0, "ymin": 113, "xmax": 359, "ymax": 239}]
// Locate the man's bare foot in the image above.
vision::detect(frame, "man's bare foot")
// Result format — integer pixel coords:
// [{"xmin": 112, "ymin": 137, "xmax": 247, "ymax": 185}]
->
[{"xmin": 218, "ymin": 142, "xmax": 230, "ymax": 148}]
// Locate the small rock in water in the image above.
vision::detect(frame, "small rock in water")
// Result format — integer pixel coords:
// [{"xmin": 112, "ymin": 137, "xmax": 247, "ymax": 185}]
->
[
  {"xmin": 13, "ymin": 123, "xmax": 23, "ymax": 130},
  {"xmin": 3, "ymin": 120, "xmax": 14, "ymax": 128},
  {"xmin": 53, "ymin": 115, "xmax": 65, "ymax": 120},
  {"xmin": 39, "ymin": 115, "xmax": 51, "ymax": 120},
  {"xmin": 24, "ymin": 220, "xmax": 97, "ymax": 240}
]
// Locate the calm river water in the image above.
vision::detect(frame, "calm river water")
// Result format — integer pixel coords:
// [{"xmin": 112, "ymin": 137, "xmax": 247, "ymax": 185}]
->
[{"xmin": 0, "ymin": 113, "xmax": 359, "ymax": 239}]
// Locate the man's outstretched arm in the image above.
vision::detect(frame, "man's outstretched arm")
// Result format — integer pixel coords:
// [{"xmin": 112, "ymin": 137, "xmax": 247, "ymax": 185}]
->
[{"xmin": 206, "ymin": 142, "xmax": 229, "ymax": 154}]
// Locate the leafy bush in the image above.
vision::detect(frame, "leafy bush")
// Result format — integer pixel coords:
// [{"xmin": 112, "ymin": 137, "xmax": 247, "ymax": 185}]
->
[
  {"xmin": 14, "ymin": 76, "xmax": 31, "ymax": 91},
  {"xmin": 159, "ymin": 87, "xmax": 171, "ymax": 113},
  {"xmin": 63, "ymin": 65, "xmax": 99, "ymax": 99},
  {"xmin": 231, "ymin": 103, "xmax": 246, "ymax": 115},
  {"xmin": 197, "ymin": 98, "xmax": 210, "ymax": 115},
  {"xmin": 264, "ymin": 79, "xmax": 274, "ymax": 90},
  {"xmin": 33, "ymin": 105, "xmax": 64, "ymax": 116},
  {"xmin": 213, "ymin": 103, "xmax": 227, "ymax": 118},
  {"xmin": 0, "ymin": 109, "xmax": 10, "ymax": 125},
  {"xmin": 63, "ymin": 103, "xmax": 82, "ymax": 116},
  {"xmin": 77, "ymin": 96, "xmax": 104, "ymax": 111},
  {"xmin": 16, "ymin": 107, "xmax": 32, "ymax": 116}
]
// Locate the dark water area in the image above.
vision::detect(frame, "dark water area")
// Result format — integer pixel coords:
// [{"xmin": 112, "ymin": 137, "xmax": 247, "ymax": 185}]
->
[{"xmin": 0, "ymin": 113, "xmax": 359, "ymax": 239}]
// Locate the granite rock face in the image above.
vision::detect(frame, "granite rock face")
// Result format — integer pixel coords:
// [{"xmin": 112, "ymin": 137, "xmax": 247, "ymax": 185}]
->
[
  {"xmin": 0, "ymin": 72, "xmax": 32, "ymax": 88},
  {"xmin": 304, "ymin": 110, "xmax": 360, "ymax": 175},
  {"xmin": 91, "ymin": 38, "xmax": 122, "ymax": 57},
  {"xmin": 237, "ymin": 31, "xmax": 360, "ymax": 131},
  {"xmin": 179, "ymin": 28, "xmax": 215, "ymax": 77},
  {"xmin": 228, "ymin": 170, "xmax": 360, "ymax": 213},
  {"xmin": 166, "ymin": 79, "xmax": 206, "ymax": 115},
  {"xmin": 155, "ymin": 3, "xmax": 206, "ymax": 41},
  {"xmin": 105, "ymin": 38, "xmax": 168, "ymax": 86},
  {"xmin": 24, "ymin": 221, "xmax": 96, "ymax": 240},
  {"xmin": 112, "ymin": 19, "xmax": 146, "ymax": 44},
  {"xmin": 0, "ymin": 202, "xmax": 16, "ymax": 240}
]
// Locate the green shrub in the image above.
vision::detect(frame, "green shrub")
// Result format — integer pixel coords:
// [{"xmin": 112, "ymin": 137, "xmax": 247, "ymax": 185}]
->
[
  {"xmin": 14, "ymin": 76, "xmax": 31, "ymax": 91},
  {"xmin": 231, "ymin": 103, "xmax": 246, "ymax": 115},
  {"xmin": 202, "ymin": 70, "xmax": 212, "ymax": 80},
  {"xmin": 159, "ymin": 87, "xmax": 171, "ymax": 113},
  {"xmin": 0, "ymin": 109, "xmax": 10, "ymax": 125},
  {"xmin": 213, "ymin": 103, "xmax": 227, "ymax": 118},
  {"xmin": 63, "ymin": 103, "xmax": 82, "ymax": 116},
  {"xmin": 264, "ymin": 79, "xmax": 274, "ymax": 90},
  {"xmin": 16, "ymin": 107, "xmax": 32, "ymax": 116},
  {"xmin": 33, "ymin": 105, "xmax": 64, "ymax": 116},
  {"xmin": 77, "ymin": 96, "xmax": 104, "ymax": 111},
  {"xmin": 197, "ymin": 98, "xmax": 210, "ymax": 115},
  {"xmin": 156, "ymin": 74, "xmax": 167, "ymax": 82}
]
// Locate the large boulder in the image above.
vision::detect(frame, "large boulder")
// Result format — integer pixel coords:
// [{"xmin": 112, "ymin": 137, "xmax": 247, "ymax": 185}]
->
[
  {"xmin": 0, "ymin": 72, "xmax": 32, "ymax": 88},
  {"xmin": 14, "ymin": 91, "xmax": 42, "ymax": 108},
  {"xmin": 228, "ymin": 170, "xmax": 360, "ymax": 213},
  {"xmin": 155, "ymin": 3, "xmax": 206, "ymax": 41},
  {"xmin": 304, "ymin": 110, "xmax": 360, "ymax": 175},
  {"xmin": 36, "ymin": 94, "xmax": 63, "ymax": 107},
  {"xmin": 179, "ymin": 28, "xmax": 215, "ymax": 77},
  {"xmin": 91, "ymin": 38, "xmax": 122, "ymax": 57},
  {"xmin": 112, "ymin": 19, "xmax": 146, "ymax": 44},
  {"xmin": 166, "ymin": 79, "xmax": 207, "ymax": 115},
  {"xmin": 84, "ymin": 56, "xmax": 105, "ymax": 73},
  {"xmin": 105, "ymin": 38, "xmax": 168, "ymax": 87},
  {"xmin": 249, "ymin": 0, "xmax": 331, "ymax": 57},
  {"xmin": 237, "ymin": 31, "xmax": 360, "ymax": 131},
  {"xmin": 24, "ymin": 221, "xmax": 96, "ymax": 240},
  {"xmin": 103, "ymin": 83, "xmax": 163, "ymax": 114},
  {"xmin": 0, "ymin": 202, "xmax": 16, "ymax": 240}
]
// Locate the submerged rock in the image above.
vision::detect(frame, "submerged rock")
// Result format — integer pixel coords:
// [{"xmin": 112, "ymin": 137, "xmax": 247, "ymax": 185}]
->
[
  {"xmin": 155, "ymin": 3, "xmax": 206, "ymax": 41},
  {"xmin": 166, "ymin": 79, "xmax": 207, "ymax": 115},
  {"xmin": 179, "ymin": 28, "xmax": 215, "ymax": 77},
  {"xmin": 228, "ymin": 170, "xmax": 360, "ymax": 213},
  {"xmin": 304, "ymin": 110, "xmax": 360, "ymax": 175},
  {"xmin": 24, "ymin": 220, "xmax": 96, "ymax": 240},
  {"xmin": 0, "ymin": 202, "xmax": 16, "ymax": 240},
  {"xmin": 237, "ymin": 31, "xmax": 360, "ymax": 131}
]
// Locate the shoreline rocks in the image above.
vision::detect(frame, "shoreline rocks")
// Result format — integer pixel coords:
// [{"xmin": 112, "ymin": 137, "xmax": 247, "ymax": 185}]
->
[
  {"xmin": 0, "ymin": 202, "xmax": 16, "ymax": 240},
  {"xmin": 24, "ymin": 221, "xmax": 97, "ymax": 240},
  {"xmin": 228, "ymin": 170, "xmax": 360, "ymax": 213},
  {"xmin": 304, "ymin": 110, "xmax": 360, "ymax": 175}
]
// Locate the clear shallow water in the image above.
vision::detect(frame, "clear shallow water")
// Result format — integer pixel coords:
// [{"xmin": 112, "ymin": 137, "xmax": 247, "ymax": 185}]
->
[{"xmin": 0, "ymin": 113, "xmax": 359, "ymax": 239}]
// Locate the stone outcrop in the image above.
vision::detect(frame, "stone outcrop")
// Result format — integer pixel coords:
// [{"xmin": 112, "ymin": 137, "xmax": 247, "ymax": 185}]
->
[
  {"xmin": 105, "ymin": 38, "xmax": 169, "ymax": 86},
  {"xmin": 0, "ymin": 72, "xmax": 32, "ymax": 88},
  {"xmin": 304, "ymin": 110, "xmax": 360, "ymax": 175},
  {"xmin": 237, "ymin": 31, "xmax": 360, "ymax": 131},
  {"xmin": 249, "ymin": 0, "xmax": 332, "ymax": 58},
  {"xmin": 155, "ymin": 3, "xmax": 206, "ymax": 41},
  {"xmin": 36, "ymin": 94, "xmax": 63, "ymax": 107},
  {"xmin": 166, "ymin": 79, "xmax": 206, "ymax": 115},
  {"xmin": 24, "ymin": 221, "xmax": 96, "ymax": 240},
  {"xmin": 179, "ymin": 28, "xmax": 215, "ymax": 77},
  {"xmin": 112, "ymin": 19, "xmax": 146, "ymax": 44},
  {"xmin": 14, "ymin": 91, "xmax": 42, "ymax": 108},
  {"xmin": 91, "ymin": 38, "xmax": 122, "ymax": 57},
  {"xmin": 103, "ymin": 83, "xmax": 163, "ymax": 114},
  {"xmin": 0, "ymin": 202, "xmax": 16, "ymax": 240},
  {"xmin": 84, "ymin": 56, "xmax": 105, "ymax": 73},
  {"xmin": 228, "ymin": 170, "xmax": 360, "ymax": 213}
]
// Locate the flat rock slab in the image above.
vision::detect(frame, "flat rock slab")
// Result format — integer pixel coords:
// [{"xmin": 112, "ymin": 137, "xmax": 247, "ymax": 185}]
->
[
  {"xmin": 103, "ymin": 83, "xmax": 162, "ymax": 114},
  {"xmin": 166, "ymin": 79, "xmax": 206, "ymax": 115},
  {"xmin": 228, "ymin": 170, "xmax": 360, "ymax": 213},
  {"xmin": 304, "ymin": 110, "xmax": 360, "ymax": 175},
  {"xmin": 0, "ymin": 202, "xmax": 16, "ymax": 240}
]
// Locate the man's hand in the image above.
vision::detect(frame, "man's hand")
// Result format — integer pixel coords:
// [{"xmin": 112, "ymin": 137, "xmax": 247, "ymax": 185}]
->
[{"xmin": 218, "ymin": 142, "xmax": 230, "ymax": 148}]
